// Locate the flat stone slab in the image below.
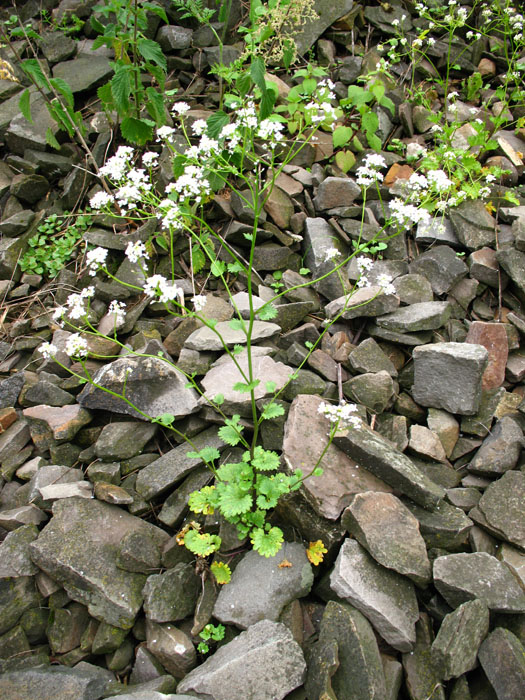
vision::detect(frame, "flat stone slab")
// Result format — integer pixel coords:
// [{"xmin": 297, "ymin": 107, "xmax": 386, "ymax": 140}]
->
[
  {"xmin": 177, "ymin": 620, "xmax": 306, "ymax": 700},
  {"xmin": 330, "ymin": 539, "xmax": 419, "ymax": 652},
  {"xmin": 333, "ymin": 423, "xmax": 445, "ymax": 510},
  {"xmin": 52, "ymin": 54, "xmax": 113, "ymax": 93},
  {"xmin": 402, "ymin": 498, "xmax": 473, "ymax": 551},
  {"xmin": 469, "ymin": 470, "xmax": 525, "ymax": 551},
  {"xmin": 185, "ymin": 321, "xmax": 280, "ymax": 351},
  {"xmin": 342, "ymin": 492, "xmax": 431, "ymax": 586},
  {"xmin": 375, "ymin": 301, "xmax": 452, "ymax": 333},
  {"xmin": 468, "ymin": 416, "xmax": 524, "ymax": 476},
  {"xmin": 412, "ymin": 342, "xmax": 488, "ymax": 415},
  {"xmin": 433, "ymin": 552, "xmax": 525, "ymax": 612},
  {"xmin": 478, "ymin": 628, "xmax": 525, "ymax": 700},
  {"xmin": 431, "ymin": 599, "xmax": 490, "ymax": 680},
  {"xmin": 78, "ymin": 356, "xmax": 200, "ymax": 420},
  {"xmin": 0, "ymin": 664, "xmax": 112, "ymax": 700},
  {"xmin": 409, "ymin": 245, "xmax": 468, "ymax": 294},
  {"xmin": 213, "ymin": 542, "xmax": 313, "ymax": 629},
  {"xmin": 29, "ymin": 497, "xmax": 170, "ymax": 629},
  {"xmin": 283, "ymin": 395, "xmax": 392, "ymax": 521}
]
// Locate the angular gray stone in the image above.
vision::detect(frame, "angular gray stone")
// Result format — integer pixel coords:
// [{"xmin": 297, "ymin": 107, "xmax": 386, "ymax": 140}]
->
[
  {"xmin": 393, "ymin": 273, "xmax": 434, "ymax": 305},
  {"xmin": 313, "ymin": 177, "xmax": 361, "ymax": 210},
  {"xmin": 449, "ymin": 200, "xmax": 497, "ymax": 249},
  {"xmin": 177, "ymin": 620, "xmax": 306, "ymax": 700},
  {"xmin": 185, "ymin": 320, "xmax": 280, "ymax": 351},
  {"xmin": 497, "ymin": 247, "xmax": 525, "ymax": 297},
  {"xmin": 416, "ymin": 217, "xmax": 459, "ymax": 246},
  {"xmin": 412, "ymin": 342, "xmax": 488, "ymax": 415},
  {"xmin": 282, "ymin": 394, "xmax": 392, "ymax": 521},
  {"xmin": 333, "ymin": 423, "xmax": 445, "ymax": 510},
  {"xmin": 402, "ymin": 498, "xmax": 473, "ymax": 550},
  {"xmin": 409, "ymin": 245, "xmax": 468, "ymax": 295},
  {"xmin": 213, "ymin": 542, "xmax": 313, "ymax": 629},
  {"xmin": 402, "ymin": 615, "xmax": 445, "ymax": 700},
  {"xmin": 0, "ymin": 665, "xmax": 113, "ymax": 700},
  {"xmin": 330, "ymin": 539, "xmax": 419, "ymax": 652},
  {"xmin": 326, "ymin": 287, "xmax": 400, "ymax": 320},
  {"xmin": 135, "ymin": 427, "xmax": 224, "ymax": 501},
  {"xmin": 146, "ymin": 620, "xmax": 196, "ymax": 679},
  {"xmin": 469, "ymin": 471, "xmax": 525, "ymax": 551},
  {"xmin": 308, "ymin": 600, "xmax": 387, "ymax": 700},
  {"xmin": 117, "ymin": 531, "xmax": 161, "ymax": 574},
  {"xmin": 375, "ymin": 301, "xmax": 452, "ymax": 332},
  {"xmin": 52, "ymin": 54, "xmax": 113, "ymax": 93},
  {"xmin": 94, "ymin": 422, "xmax": 157, "ymax": 461},
  {"xmin": 78, "ymin": 356, "xmax": 200, "ymax": 421},
  {"xmin": 433, "ymin": 552, "xmax": 525, "ymax": 612},
  {"xmin": 304, "ymin": 218, "xmax": 350, "ymax": 300},
  {"xmin": 343, "ymin": 370, "xmax": 396, "ymax": 414},
  {"xmin": 157, "ymin": 25, "xmax": 193, "ymax": 51},
  {"xmin": 342, "ymin": 492, "xmax": 431, "ymax": 587},
  {"xmin": 0, "ymin": 525, "xmax": 39, "ymax": 578},
  {"xmin": 293, "ymin": 0, "xmax": 356, "ymax": 55},
  {"xmin": 478, "ymin": 628, "xmax": 525, "ymax": 700},
  {"xmin": 143, "ymin": 564, "xmax": 199, "ymax": 623},
  {"xmin": 431, "ymin": 599, "xmax": 490, "ymax": 680},
  {"xmin": 348, "ymin": 338, "xmax": 398, "ymax": 377},
  {"xmin": 29, "ymin": 497, "xmax": 170, "ymax": 628},
  {"xmin": 468, "ymin": 416, "xmax": 523, "ymax": 475},
  {"xmin": 0, "ymin": 576, "xmax": 40, "ymax": 635}
]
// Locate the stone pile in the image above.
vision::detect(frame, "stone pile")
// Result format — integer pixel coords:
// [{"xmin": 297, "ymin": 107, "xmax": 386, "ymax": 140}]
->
[{"xmin": 0, "ymin": 0, "xmax": 525, "ymax": 698}]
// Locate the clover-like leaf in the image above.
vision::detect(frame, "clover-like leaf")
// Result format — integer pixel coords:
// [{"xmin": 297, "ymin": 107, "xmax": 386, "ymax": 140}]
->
[
  {"xmin": 183, "ymin": 530, "xmax": 221, "ymax": 557},
  {"xmin": 251, "ymin": 526, "xmax": 284, "ymax": 557},
  {"xmin": 217, "ymin": 483, "xmax": 252, "ymax": 517},
  {"xmin": 218, "ymin": 415, "xmax": 244, "ymax": 446},
  {"xmin": 210, "ymin": 562, "xmax": 231, "ymax": 585},
  {"xmin": 188, "ymin": 486, "xmax": 217, "ymax": 515},
  {"xmin": 247, "ymin": 446, "xmax": 280, "ymax": 471}
]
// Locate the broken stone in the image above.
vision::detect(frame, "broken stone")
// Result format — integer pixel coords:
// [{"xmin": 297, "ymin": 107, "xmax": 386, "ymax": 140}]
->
[
  {"xmin": 478, "ymin": 628, "xmax": 525, "ymax": 700},
  {"xmin": 468, "ymin": 416, "xmax": 523, "ymax": 475},
  {"xmin": 469, "ymin": 471, "xmax": 525, "ymax": 551},
  {"xmin": 465, "ymin": 321, "xmax": 508, "ymax": 390}
]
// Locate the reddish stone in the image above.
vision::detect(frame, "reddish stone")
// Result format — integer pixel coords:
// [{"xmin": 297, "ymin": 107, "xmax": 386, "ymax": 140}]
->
[
  {"xmin": 384, "ymin": 163, "xmax": 414, "ymax": 187},
  {"xmin": 466, "ymin": 322, "xmax": 508, "ymax": 390},
  {"xmin": 0, "ymin": 407, "xmax": 17, "ymax": 433}
]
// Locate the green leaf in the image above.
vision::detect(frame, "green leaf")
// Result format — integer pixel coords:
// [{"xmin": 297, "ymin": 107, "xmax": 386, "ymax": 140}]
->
[
  {"xmin": 210, "ymin": 260, "xmax": 226, "ymax": 277},
  {"xmin": 217, "ymin": 483, "xmax": 252, "ymax": 517},
  {"xmin": 111, "ymin": 65, "xmax": 131, "ymax": 116},
  {"xmin": 228, "ymin": 318, "xmax": 244, "ymax": 331},
  {"xmin": 257, "ymin": 303, "xmax": 278, "ymax": 320},
  {"xmin": 227, "ymin": 260, "xmax": 245, "ymax": 274},
  {"xmin": 233, "ymin": 345, "xmax": 244, "ymax": 355},
  {"xmin": 188, "ymin": 486, "xmax": 217, "ymax": 514},
  {"xmin": 50, "ymin": 77, "xmax": 74, "ymax": 108},
  {"xmin": 218, "ymin": 415, "xmax": 244, "ymax": 446},
  {"xmin": 236, "ymin": 72, "xmax": 252, "ymax": 97},
  {"xmin": 265, "ymin": 381, "xmax": 276, "ymax": 393},
  {"xmin": 21, "ymin": 59, "xmax": 49, "ymax": 90},
  {"xmin": 184, "ymin": 529, "xmax": 221, "ymax": 556},
  {"xmin": 335, "ymin": 150, "xmax": 356, "ymax": 173},
  {"xmin": 19, "ymin": 89, "xmax": 32, "ymax": 123},
  {"xmin": 154, "ymin": 413, "xmax": 175, "ymax": 426},
  {"xmin": 260, "ymin": 89, "xmax": 276, "ymax": 121},
  {"xmin": 250, "ymin": 56, "xmax": 266, "ymax": 92},
  {"xmin": 282, "ymin": 39, "xmax": 295, "ymax": 70},
  {"xmin": 97, "ymin": 82, "xmax": 114, "ymax": 108},
  {"xmin": 232, "ymin": 379, "xmax": 260, "ymax": 393},
  {"xmin": 362, "ymin": 110, "xmax": 378, "ymax": 135},
  {"xmin": 207, "ymin": 110, "xmax": 230, "ymax": 139},
  {"xmin": 299, "ymin": 267, "xmax": 310, "ymax": 275},
  {"xmin": 137, "ymin": 38, "xmax": 167, "ymax": 70},
  {"xmin": 256, "ymin": 476, "xmax": 286, "ymax": 509},
  {"xmin": 191, "ymin": 245, "xmax": 206, "ymax": 274},
  {"xmin": 380, "ymin": 95, "xmax": 395, "ymax": 116},
  {"xmin": 45, "ymin": 127, "xmax": 61, "ymax": 150},
  {"xmin": 261, "ymin": 403, "xmax": 285, "ymax": 420},
  {"xmin": 187, "ymin": 446, "xmax": 220, "ymax": 463},
  {"xmin": 145, "ymin": 86, "xmax": 166, "ymax": 126},
  {"xmin": 213, "ymin": 393, "xmax": 224, "ymax": 406},
  {"xmin": 216, "ymin": 461, "xmax": 252, "ymax": 485},
  {"xmin": 333, "ymin": 125, "xmax": 353, "ymax": 149},
  {"xmin": 197, "ymin": 641, "xmax": 210, "ymax": 654},
  {"xmin": 210, "ymin": 562, "xmax": 231, "ymax": 584},
  {"xmin": 120, "ymin": 116, "xmax": 153, "ymax": 145},
  {"xmin": 246, "ymin": 446, "xmax": 280, "ymax": 471},
  {"xmin": 366, "ymin": 131, "xmax": 382, "ymax": 152},
  {"xmin": 251, "ymin": 526, "xmax": 284, "ymax": 557}
]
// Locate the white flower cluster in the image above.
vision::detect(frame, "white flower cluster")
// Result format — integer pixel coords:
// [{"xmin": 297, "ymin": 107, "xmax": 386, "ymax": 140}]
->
[
  {"xmin": 38, "ymin": 342, "xmax": 57, "ymax": 359},
  {"xmin": 356, "ymin": 153, "xmax": 387, "ymax": 187},
  {"xmin": 108, "ymin": 300, "xmax": 126, "ymax": 326},
  {"xmin": 65, "ymin": 333, "xmax": 88, "ymax": 358},
  {"xmin": 125, "ymin": 241, "xmax": 149, "ymax": 264},
  {"xmin": 323, "ymin": 247, "xmax": 341, "ymax": 263},
  {"xmin": 89, "ymin": 191, "xmax": 114, "ymax": 209},
  {"xmin": 389, "ymin": 199, "xmax": 430, "ymax": 229},
  {"xmin": 355, "ymin": 256, "xmax": 395, "ymax": 295},
  {"xmin": 172, "ymin": 102, "xmax": 190, "ymax": 116},
  {"xmin": 143, "ymin": 275, "xmax": 184, "ymax": 305},
  {"xmin": 99, "ymin": 145, "xmax": 134, "ymax": 180},
  {"xmin": 318, "ymin": 401, "xmax": 361, "ymax": 429},
  {"xmin": 191, "ymin": 294, "xmax": 207, "ymax": 312},
  {"xmin": 85, "ymin": 247, "xmax": 108, "ymax": 276},
  {"xmin": 509, "ymin": 9, "xmax": 524, "ymax": 42},
  {"xmin": 142, "ymin": 151, "xmax": 159, "ymax": 167},
  {"xmin": 54, "ymin": 286, "xmax": 95, "ymax": 322}
]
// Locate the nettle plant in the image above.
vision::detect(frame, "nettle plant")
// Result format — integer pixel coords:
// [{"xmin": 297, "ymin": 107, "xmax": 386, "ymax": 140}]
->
[{"xmin": 36, "ymin": 68, "xmax": 462, "ymax": 580}]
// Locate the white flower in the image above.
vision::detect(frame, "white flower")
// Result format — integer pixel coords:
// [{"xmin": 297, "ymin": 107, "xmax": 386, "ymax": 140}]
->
[
  {"xmin": 377, "ymin": 273, "xmax": 396, "ymax": 296},
  {"xmin": 156, "ymin": 126, "xmax": 176, "ymax": 143},
  {"xmin": 65, "ymin": 334, "xmax": 88, "ymax": 358},
  {"xmin": 38, "ymin": 342, "xmax": 57, "ymax": 359},
  {"xmin": 108, "ymin": 300, "xmax": 126, "ymax": 326},
  {"xmin": 318, "ymin": 401, "xmax": 361, "ymax": 429},
  {"xmin": 142, "ymin": 151, "xmax": 159, "ymax": 167},
  {"xmin": 99, "ymin": 147, "xmax": 134, "ymax": 180},
  {"xmin": 323, "ymin": 247, "xmax": 340, "ymax": 263},
  {"xmin": 159, "ymin": 199, "xmax": 182, "ymax": 230},
  {"xmin": 356, "ymin": 256, "xmax": 374, "ymax": 273},
  {"xmin": 389, "ymin": 199, "xmax": 430, "ymax": 228},
  {"xmin": 52, "ymin": 306, "xmax": 66, "ymax": 321},
  {"xmin": 125, "ymin": 241, "xmax": 149, "ymax": 264},
  {"xmin": 89, "ymin": 191, "xmax": 114, "ymax": 209},
  {"xmin": 85, "ymin": 247, "xmax": 108, "ymax": 276},
  {"xmin": 427, "ymin": 169, "xmax": 453, "ymax": 192},
  {"xmin": 66, "ymin": 287, "xmax": 95, "ymax": 320},
  {"xmin": 191, "ymin": 119, "xmax": 207, "ymax": 136},
  {"xmin": 172, "ymin": 102, "xmax": 190, "ymax": 116},
  {"xmin": 143, "ymin": 275, "xmax": 184, "ymax": 305},
  {"xmin": 191, "ymin": 294, "xmax": 207, "ymax": 312}
]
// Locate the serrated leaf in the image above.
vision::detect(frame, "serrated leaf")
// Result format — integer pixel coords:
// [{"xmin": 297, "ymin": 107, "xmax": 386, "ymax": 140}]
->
[
  {"xmin": 120, "ymin": 116, "xmax": 153, "ymax": 145},
  {"xmin": 19, "ymin": 89, "xmax": 32, "ymax": 123},
  {"xmin": 46, "ymin": 127, "xmax": 61, "ymax": 150},
  {"xmin": 217, "ymin": 483, "xmax": 252, "ymax": 517},
  {"xmin": 265, "ymin": 381, "xmax": 276, "ymax": 393},
  {"xmin": 184, "ymin": 529, "xmax": 221, "ymax": 556},
  {"xmin": 155, "ymin": 412, "xmax": 175, "ymax": 426},
  {"xmin": 210, "ymin": 561, "xmax": 231, "ymax": 584},
  {"xmin": 210, "ymin": 260, "xmax": 226, "ymax": 277},
  {"xmin": 145, "ymin": 86, "xmax": 166, "ymax": 126},
  {"xmin": 247, "ymin": 446, "xmax": 280, "ymax": 471},
  {"xmin": 188, "ymin": 486, "xmax": 217, "ymax": 515},
  {"xmin": 260, "ymin": 88, "xmax": 276, "ymax": 121},
  {"xmin": 261, "ymin": 403, "xmax": 285, "ymax": 420},
  {"xmin": 111, "ymin": 65, "xmax": 131, "ymax": 116},
  {"xmin": 333, "ymin": 125, "xmax": 353, "ymax": 149},
  {"xmin": 251, "ymin": 526, "xmax": 284, "ymax": 557},
  {"xmin": 306, "ymin": 540, "xmax": 327, "ymax": 566},
  {"xmin": 250, "ymin": 56, "xmax": 266, "ymax": 92},
  {"xmin": 97, "ymin": 82, "xmax": 114, "ymax": 107},
  {"xmin": 137, "ymin": 37, "xmax": 167, "ymax": 70},
  {"xmin": 227, "ymin": 261, "xmax": 245, "ymax": 274},
  {"xmin": 232, "ymin": 379, "xmax": 260, "ymax": 393},
  {"xmin": 233, "ymin": 344, "xmax": 244, "ymax": 355},
  {"xmin": 218, "ymin": 416, "xmax": 244, "ymax": 446},
  {"xmin": 214, "ymin": 393, "xmax": 224, "ymax": 406},
  {"xmin": 21, "ymin": 59, "xmax": 48, "ymax": 90},
  {"xmin": 191, "ymin": 244, "xmax": 206, "ymax": 274},
  {"xmin": 228, "ymin": 318, "xmax": 244, "ymax": 331},
  {"xmin": 257, "ymin": 303, "xmax": 277, "ymax": 320},
  {"xmin": 236, "ymin": 71, "xmax": 252, "ymax": 97},
  {"xmin": 207, "ymin": 110, "xmax": 230, "ymax": 139},
  {"xmin": 50, "ymin": 77, "xmax": 74, "ymax": 107}
]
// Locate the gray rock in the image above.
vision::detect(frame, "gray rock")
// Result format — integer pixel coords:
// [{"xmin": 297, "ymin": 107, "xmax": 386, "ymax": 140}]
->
[
  {"xmin": 433, "ymin": 552, "xmax": 525, "ymax": 612},
  {"xmin": 364, "ymin": 4, "xmax": 413, "ymax": 33},
  {"xmin": 408, "ymin": 424, "xmax": 448, "ymax": 462},
  {"xmin": 0, "ymin": 210, "xmax": 35, "ymax": 237},
  {"xmin": 0, "ymin": 419, "xmax": 30, "ymax": 463},
  {"xmin": 314, "ymin": 176, "xmax": 361, "ymax": 211},
  {"xmin": 293, "ymin": 0, "xmax": 356, "ymax": 55},
  {"xmin": 468, "ymin": 416, "xmax": 523, "ymax": 475},
  {"xmin": 78, "ymin": 356, "xmax": 200, "ymax": 421},
  {"xmin": 497, "ymin": 247, "xmax": 525, "ymax": 298},
  {"xmin": 468, "ymin": 246, "xmax": 504, "ymax": 289},
  {"xmin": 39, "ymin": 31, "xmax": 77, "ymax": 63},
  {"xmin": 375, "ymin": 301, "xmax": 452, "ymax": 333},
  {"xmin": 333, "ymin": 423, "xmax": 445, "ymax": 510},
  {"xmin": 10, "ymin": 173, "xmax": 49, "ymax": 205},
  {"xmin": 412, "ymin": 342, "xmax": 488, "ymax": 415},
  {"xmin": 326, "ymin": 286, "xmax": 400, "ymax": 320},
  {"xmin": 307, "ymin": 600, "xmax": 387, "ymax": 700},
  {"xmin": 348, "ymin": 338, "xmax": 398, "ymax": 377},
  {"xmin": 342, "ymin": 492, "xmax": 431, "ymax": 587},
  {"xmin": 0, "ymin": 373, "xmax": 25, "ymax": 409},
  {"xmin": 402, "ymin": 615, "xmax": 445, "ymax": 700},
  {"xmin": 393, "ymin": 273, "xmax": 434, "ymax": 305},
  {"xmin": 478, "ymin": 628, "xmax": 525, "ymax": 700},
  {"xmin": 0, "ymin": 505, "xmax": 47, "ymax": 531},
  {"xmin": 177, "ymin": 620, "xmax": 306, "ymax": 700},
  {"xmin": 47, "ymin": 601, "xmax": 90, "ymax": 654},
  {"xmin": 469, "ymin": 471, "xmax": 525, "ymax": 551},
  {"xmin": 22, "ymin": 404, "xmax": 91, "ymax": 450},
  {"xmin": 29, "ymin": 497, "xmax": 170, "ymax": 628},
  {"xmin": 185, "ymin": 320, "xmax": 280, "ymax": 351},
  {"xmin": 28, "ymin": 465, "xmax": 84, "ymax": 508},
  {"xmin": 0, "ymin": 664, "xmax": 113, "ymax": 700},
  {"xmin": 415, "ymin": 217, "xmax": 459, "ymax": 246},
  {"xmin": 449, "ymin": 199, "xmax": 497, "ymax": 249},
  {"xmin": 0, "ymin": 524, "xmax": 39, "ymax": 578},
  {"xmin": 402, "ymin": 499, "xmax": 473, "ymax": 550},
  {"xmin": 117, "ymin": 531, "xmax": 161, "ymax": 574},
  {"xmin": 52, "ymin": 54, "xmax": 113, "ymax": 93},
  {"xmin": 146, "ymin": 620, "xmax": 196, "ymax": 679},
  {"xmin": 304, "ymin": 218, "xmax": 350, "ymax": 300},
  {"xmin": 461, "ymin": 386, "xmax": 505, "ymax": 437},
  {"xmin": 157, "ymin": 25, "xmax": 193, "ymax": 51},
  {"xmin": 143, "ymin": 564, "xmax": 199, "ymax": 623},
  {"xmin": 105, "ymin": 694, "xmax": 194, "ymax": 700},
  {"xmin": 282, "ymin": 394, "xmax": 392, "ymax": 521},
  {"xmin": 343, "ymin": 370, "xmax": 396, "ymax": 414},
  {"xmin": 0, "ymin": 575, "xmax": 40, "ymax": 635},
  {"xmin": 431, "ymin": 599, "xmax": 490, "ymax": 679},
  {"xmin": 409, "ymin": 245, "xmax": 468, "ymax": 295},
  {"xmin": 94, "ymin": 422, "xmax": 157, "ymax": 461},
  {"xmin": 304, "ymin": 636, "xmax": 339, "ymax": 700},
  {"xmin": 6, "ymin": 93, "xmax": 60, "ymax": 155},
  {"xmin": 135, "ymin": 426, "xmax": 224, "ymax": 501},
  {"xmin": 213, "ymin": 542, "xmax": 313, "ymax": 629},
  {"xmin": 330, "ymin": 539, "xmax": 419, "ymax": 652}
]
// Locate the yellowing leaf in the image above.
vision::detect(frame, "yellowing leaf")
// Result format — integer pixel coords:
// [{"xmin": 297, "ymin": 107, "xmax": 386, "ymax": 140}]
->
[
  {"xmin": 307, "ymin": 540, "xmax": 327, "ymax": 566},
  {"xmin": 210, "ymin": 561, "xmax": 231, "ymax": 584},
  {"xmin": 278, "ymin": 559, "xmax": 293, "ymax": 568}
]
